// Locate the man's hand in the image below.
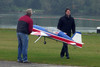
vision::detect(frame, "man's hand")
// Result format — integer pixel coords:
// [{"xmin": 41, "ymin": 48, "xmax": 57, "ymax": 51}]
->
[{"xmin": 64, "ymin": 33, "xmax": 67, "ymax": 35}]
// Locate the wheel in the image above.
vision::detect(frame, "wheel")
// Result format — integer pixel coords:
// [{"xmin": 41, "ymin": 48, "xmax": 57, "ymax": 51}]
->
[{"xmin": 44, "ymin": 41, "xmax": 46, "ymax": 44}]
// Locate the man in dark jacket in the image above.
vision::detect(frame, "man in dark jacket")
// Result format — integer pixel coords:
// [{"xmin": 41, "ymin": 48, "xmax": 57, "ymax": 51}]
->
[
  {"xmin": 17, "ymin": 9, "xmax": 33, "ymax": 63},
  {"xmin": 57, "ymin": 8, "xmax": 75, "ymax": 59}
]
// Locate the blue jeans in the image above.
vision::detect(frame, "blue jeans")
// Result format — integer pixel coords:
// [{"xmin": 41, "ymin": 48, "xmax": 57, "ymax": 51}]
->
[{"xmin": 17, "ymin": 33, "xmax": 29, "ymax": 62}]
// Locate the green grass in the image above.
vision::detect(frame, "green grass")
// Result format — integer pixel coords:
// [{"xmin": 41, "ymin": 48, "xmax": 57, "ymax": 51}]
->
[{"xmin": 0, "ymin": 29, "xmax": 100, "ymax": 67}]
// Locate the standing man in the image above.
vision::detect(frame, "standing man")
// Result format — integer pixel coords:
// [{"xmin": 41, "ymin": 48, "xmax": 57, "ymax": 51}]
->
[
  {"xmin": 57, "ymin": 8, "xmax": 75, "ymax": 59},
  {"xmin": 17, "ymin": 9, "xmax": 33, "ymax": 63}
]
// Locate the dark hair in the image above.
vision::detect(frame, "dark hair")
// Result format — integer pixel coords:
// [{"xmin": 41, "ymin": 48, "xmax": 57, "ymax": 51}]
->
[{"xmin": 65, "ymin": 8, "xmax": 70, "ymax": 12}]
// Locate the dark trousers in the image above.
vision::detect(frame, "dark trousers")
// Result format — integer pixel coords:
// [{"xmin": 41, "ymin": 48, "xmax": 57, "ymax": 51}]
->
[{"xmin": 60, "ymin": 43, "xmax": 69, "ymax": 58}]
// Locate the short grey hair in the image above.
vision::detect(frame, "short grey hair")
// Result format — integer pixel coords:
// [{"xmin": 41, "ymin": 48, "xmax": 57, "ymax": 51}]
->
[{"xmin": 26, "ymin": 8, "xmax": 32, "ymax": 15}]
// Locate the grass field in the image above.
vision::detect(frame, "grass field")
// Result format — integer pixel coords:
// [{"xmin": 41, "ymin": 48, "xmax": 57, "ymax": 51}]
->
[{"xmin": 0, "ymin": 29, "xmax": 100, "ymax": 67}]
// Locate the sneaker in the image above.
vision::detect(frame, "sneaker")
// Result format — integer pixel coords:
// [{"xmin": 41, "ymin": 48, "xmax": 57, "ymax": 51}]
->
[
  {"xmin": 17, "ymin": 60, "xmax": 23, "ymax": 63},
  {"xmin": 23, "ymin": 61, "xmax": 31, "ymax": 63}
]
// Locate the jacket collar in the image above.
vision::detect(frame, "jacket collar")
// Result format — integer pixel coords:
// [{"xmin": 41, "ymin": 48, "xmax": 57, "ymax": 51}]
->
[
  {"xmin": 65, "ymin": 14, "xmax": 71, "ymax": 18},
  {"xmin": 26, "ymin": 14, "xmax": 31, "ymax": 17}
]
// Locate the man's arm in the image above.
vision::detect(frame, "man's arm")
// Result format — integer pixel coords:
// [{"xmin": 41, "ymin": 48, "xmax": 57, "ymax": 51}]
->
[
  {"xmin": 57, "ymin": 18, "xmax": 63, "ymax": 30},
  {"xmin": 72, "ymin": 19, "xmax": 75, "ymax": 34},
  {"xmin": 28, "ymin": 20, "xmax": 33, "ymax": 34}
]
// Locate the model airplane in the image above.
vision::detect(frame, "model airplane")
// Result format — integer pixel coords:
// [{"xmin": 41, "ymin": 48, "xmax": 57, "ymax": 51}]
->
[{"xmin": 31, "ymin": 25, "xmax": 84, "ymax": 48}]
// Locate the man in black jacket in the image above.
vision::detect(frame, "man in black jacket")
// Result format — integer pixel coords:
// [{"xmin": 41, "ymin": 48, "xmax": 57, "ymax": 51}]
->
[{"xmin": 57, "ymin": 8, "xmax": 75, "ymax": 59}]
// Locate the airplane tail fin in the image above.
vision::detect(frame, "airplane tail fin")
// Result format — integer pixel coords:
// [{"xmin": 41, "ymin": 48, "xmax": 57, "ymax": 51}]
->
[{"xmin": 72, "ymin": 32, "xmax": 83, "ymax": 44}]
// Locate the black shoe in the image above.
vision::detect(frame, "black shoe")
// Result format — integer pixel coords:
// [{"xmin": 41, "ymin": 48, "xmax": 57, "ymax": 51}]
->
[
  {"xmin": 66, "ymin": 57, "xmax": 70, "ymax": 59},
  {"xmin": 60, "ymin": 56, "xmax": 64, "ymax": 58}
]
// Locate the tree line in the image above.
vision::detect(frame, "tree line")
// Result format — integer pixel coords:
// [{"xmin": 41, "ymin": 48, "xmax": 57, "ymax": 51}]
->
[{"xmin": 0, "ymin": 0, "xmax": 100, "ymax": 15}]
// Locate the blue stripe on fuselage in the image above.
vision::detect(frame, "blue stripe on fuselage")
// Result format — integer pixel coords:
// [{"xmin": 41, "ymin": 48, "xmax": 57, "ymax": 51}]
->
[{"xmin": 58, "ymin": 32, "xmax": 73, "ymax": 41}]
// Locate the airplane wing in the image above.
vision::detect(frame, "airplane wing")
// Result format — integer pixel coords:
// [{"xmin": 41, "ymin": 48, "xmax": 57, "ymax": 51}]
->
[{"xmin": 31, "ymin": 31, "xmax": 49, "ymax": 36}]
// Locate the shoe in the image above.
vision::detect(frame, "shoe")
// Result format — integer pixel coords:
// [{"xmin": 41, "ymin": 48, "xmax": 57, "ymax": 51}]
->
[
  {"xmin": 23, "ymin": 61, "xmax": 31, "ymax": 63},
  {"xmin": 66, "ymin": 57, "xmax": 70, "ymax": 59},
  {"xmin": 61, "ymin": 56, "xmax": 64, "ymax": 58},
  {"xmin": 17, "ymin": 60, "xmax": 23, "ymax": 63}
]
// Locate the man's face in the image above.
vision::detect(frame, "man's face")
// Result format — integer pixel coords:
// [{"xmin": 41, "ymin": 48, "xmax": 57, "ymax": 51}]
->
[{"xmin": 65, "ymin": 10, "xmax": 71, "ymax": 16}]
